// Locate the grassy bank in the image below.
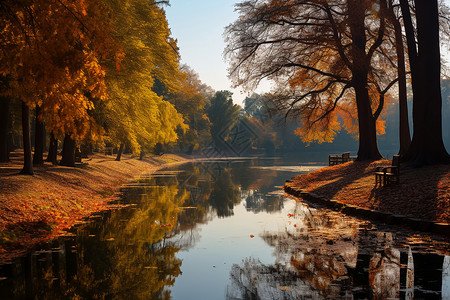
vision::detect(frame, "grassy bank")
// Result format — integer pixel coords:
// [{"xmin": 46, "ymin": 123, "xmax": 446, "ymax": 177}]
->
[
  {"xmin": 0, "ymin": 152, "xmax": 193, "ymax": 262},
  {"xmin": 286, "ymin": 160, "xmax": 450, "ymax": 224}
]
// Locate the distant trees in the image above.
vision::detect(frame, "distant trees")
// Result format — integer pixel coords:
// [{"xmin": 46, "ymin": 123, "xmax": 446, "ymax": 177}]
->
[
  {"xmin": 153, "ymin": 65, "xmax": 213, "ymax": 154},
  {"xmin": 206, "ymin": 91, "xmax": 241, "ymax": 148}
]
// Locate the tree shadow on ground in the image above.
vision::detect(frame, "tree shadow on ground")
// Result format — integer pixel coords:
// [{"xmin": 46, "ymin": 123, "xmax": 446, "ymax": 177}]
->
[
  {"xmin": 293, "ymin": 160, "xmax": 450, "ymax": 223},
  {"xmin": 368, "ymin": 164, "xmax": 450, "ymax": 222},
  {"xmin": 304, "ymin": 161, "xmax": 372, "ymax": 200}
]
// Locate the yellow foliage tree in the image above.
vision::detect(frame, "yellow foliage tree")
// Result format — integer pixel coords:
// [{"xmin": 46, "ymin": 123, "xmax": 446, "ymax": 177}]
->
[{"xmin": 102, "ymin": 0, "xmax": 186, "ymax": 158}]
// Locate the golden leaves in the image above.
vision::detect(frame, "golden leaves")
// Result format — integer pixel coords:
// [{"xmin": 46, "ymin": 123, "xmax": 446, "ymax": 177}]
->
[{"xmin": 1, "ymin": 0, "xmax": 115, "ymax": 139}]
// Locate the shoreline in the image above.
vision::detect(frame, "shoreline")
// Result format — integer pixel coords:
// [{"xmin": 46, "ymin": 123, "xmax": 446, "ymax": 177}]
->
[
  {"xmin": 284, "ymin": 160, "xmax": 450, "ymax": 237},
  {"xmin": 2, "ymin": 156, "xmax": 449, "ymax": 262},
  {"xmin": 0, "ymin": 152, "xmax": 196, "ymax": 263}
]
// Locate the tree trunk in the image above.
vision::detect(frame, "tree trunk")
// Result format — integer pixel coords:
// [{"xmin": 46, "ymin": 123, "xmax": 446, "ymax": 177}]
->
[
  {"xmin": 404, "ymin": 0, "xmax": 450, "ymax": 165},
  {"xmin": 348, "ymin": 0, "xmax": 382, "ymax": 161},
  {"xmin": 139, "ymin": 151, "xmax": 145, "ymax": 160},
  {"xmin": 33, "ymin": 105, "xmax": 45, "ymax": 165},
  {"xmin": 46, "ymin": 132, "xmax": 58, "ymax": 164},
  {"xmin": 0, "ymin": 96, "xmax": 10, "ymax": 162},
  {"xmin": 399, "ymin": 0, "xmax": 420, "ymax": 162},
  {"xmin": 20, "ymin": 101, "xmax": 34, "ymax": 175},
  {"xmin": 60, "ymin": 134, "xmax": 76, "ymax": 167},
  {"xmin": 354, "ymin": 83, "xmax": 382, "ymax": 160},
  {"xmin": 115, "ymin": 143, "xmax": 124, "ymax": 161},
  {"xmin": 389, "ymin": 4, "xmax": 411, "ymax": 157}
]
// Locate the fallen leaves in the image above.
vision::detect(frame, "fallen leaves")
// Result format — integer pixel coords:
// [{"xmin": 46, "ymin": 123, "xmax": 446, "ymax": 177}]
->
[{"xmin": 287, "ymin": 161, "xmax": 450, "ymax": 223}]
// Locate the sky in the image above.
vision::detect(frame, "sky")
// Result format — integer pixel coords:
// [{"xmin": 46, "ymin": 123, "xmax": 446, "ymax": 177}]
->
[
  {"xmin": 165, "ymin": 1, "xmax": 450, "ymax": 106},
  {"xmin": 165, "ymin": 0, "xmax": 254, "ymax": 105}
]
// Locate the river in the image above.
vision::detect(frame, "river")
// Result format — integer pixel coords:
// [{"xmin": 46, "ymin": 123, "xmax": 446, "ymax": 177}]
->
[{"xmin": 0, "ymin": 158, "xmax": 449, "ymax": 299}]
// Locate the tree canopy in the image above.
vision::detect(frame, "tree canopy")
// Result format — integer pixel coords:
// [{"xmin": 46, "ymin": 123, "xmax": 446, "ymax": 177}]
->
[
  {"xmin": 225, "ymin": 0, "xmax": 450, "ymax": 162},
  {"xmin": 0, "ymin": 0, "xmax": 214, "ymax": 169}
]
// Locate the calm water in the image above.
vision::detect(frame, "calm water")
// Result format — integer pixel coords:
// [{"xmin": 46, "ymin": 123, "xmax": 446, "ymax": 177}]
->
[{"xmin": 1, "ymin": 158, "xmax": 449, "ymax": 299}]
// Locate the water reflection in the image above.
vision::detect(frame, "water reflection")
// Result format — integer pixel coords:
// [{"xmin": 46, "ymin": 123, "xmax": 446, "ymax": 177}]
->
[
  {"xmin": 444, "ymin": 256, "xmax": 450, "ymax": 299},
  {"xmin": 226, "ymin": 258, "xmax": 322, "ymax": 299},
  {"xmin": 0, "ymin": 159, "xmax": 449, "ymax": 299},
  {"xmin": 1, "ymin": 178, "xmax": 188, "ymax": 299}
]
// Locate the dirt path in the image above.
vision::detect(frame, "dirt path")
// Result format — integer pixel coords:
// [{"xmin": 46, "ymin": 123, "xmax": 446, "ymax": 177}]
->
[{"xmin": 0, "ymin": 152, "xmax": 194, "ymax": 262}]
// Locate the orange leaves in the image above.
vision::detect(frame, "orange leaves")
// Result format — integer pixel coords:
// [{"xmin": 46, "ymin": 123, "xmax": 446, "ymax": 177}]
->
[
  {"xmin": 0, "ymin": 0, "xmax": 117, "ymax": 142},
  {"xmin": 289, "ymin": 69, "xmax": 309, "ymax": 88},
  {"xmin": 294, "ymin": 110, "xmax": 341, "ymax": 145}
]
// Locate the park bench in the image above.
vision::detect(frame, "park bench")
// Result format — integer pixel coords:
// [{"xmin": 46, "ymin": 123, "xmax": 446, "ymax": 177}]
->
[
  {"xmin": 375, "ymin": 155, "xmax": 400, "ymax": 186},
  {"xmin": 328, "ymin": 152, "xmax": 356, "ymax": 166}
]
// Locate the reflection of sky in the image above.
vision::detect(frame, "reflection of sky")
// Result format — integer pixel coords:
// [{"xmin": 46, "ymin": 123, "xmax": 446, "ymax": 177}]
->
[
  {"xmin": 444, "ymin": 256, "xmax": 450, "ymax": 299},
  {"xmin": 171, "ymin": 199, "xmax": 297, "ymax": 299}
]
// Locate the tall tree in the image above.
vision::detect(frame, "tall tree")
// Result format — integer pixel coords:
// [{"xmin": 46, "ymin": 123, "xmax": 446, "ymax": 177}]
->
[
  {"xmin": 33, "ymin": 105, "xmax": 45, "ymax": 165},
  {"xmin": 0, "ymin": 95, "xmax": 10, "ymax": 162},
  {"xmin": 20, "ymin": 101, "xmax": 33, "ymax": 175},
  {"xmin": 102, "ymin": 0, "xmax": 186, "ymax": 159},
  {"xmin": 60, "ymin": 134, "xmax": 76, "ymax": 167},
  {"xmin": 400, "ymin": 0, "xmax": 450, "ymax": 165},
  {"xmin": 386, "ymin": 0, "xmax": 410, "ymax": 156},
  {"xmin": 225, "ymin": 0, "xmax": 401, "ymax": 160},
  {"xmin": 45, "ymin": 132, "xmax": 58, "ymax": 165}
]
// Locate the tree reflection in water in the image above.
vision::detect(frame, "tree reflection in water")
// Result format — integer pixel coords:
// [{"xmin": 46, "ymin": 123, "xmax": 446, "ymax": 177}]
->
[
  {"xmin": 252, "ymin": 200, "xmax": 448, "ymax": 299},
  {"xmin": 0, "ymin": 176, "xmax": 190, "ymax": 299},
  {"xmin": 226, "ymin": 258, "xmax": 322, "ymax": 299}
]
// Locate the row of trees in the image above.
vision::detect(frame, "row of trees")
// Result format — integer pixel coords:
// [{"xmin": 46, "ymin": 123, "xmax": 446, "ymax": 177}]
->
[
  {"xmin": 225, "ymin": 0, "xmax": 450, "ymax": 165},
  {"xmin": 0, "ymin": 0, "xmax": 220, "ymax": 174}
]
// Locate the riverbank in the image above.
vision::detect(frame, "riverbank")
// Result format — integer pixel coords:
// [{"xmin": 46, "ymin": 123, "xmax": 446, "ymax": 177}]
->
[
  {"xmin": 0, "ymin": 152, "xmax": 193, "ymax": 262},
  {"xmin": 285, "ymin": 160, "xmax": 450, "ymax": 229}
]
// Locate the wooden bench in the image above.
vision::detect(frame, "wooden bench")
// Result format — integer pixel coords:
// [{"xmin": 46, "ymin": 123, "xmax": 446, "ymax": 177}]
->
[
  {"xmin": 329, "ymin": 152, "xmax": 355, "ymax": 166},
  {"xmin": 375, "ymin": 155, "xmax": 400, "ymax": 186}
]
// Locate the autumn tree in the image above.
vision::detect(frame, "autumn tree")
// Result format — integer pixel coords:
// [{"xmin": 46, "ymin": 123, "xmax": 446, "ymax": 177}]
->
[
  {"xmin": 153, "ymin": 65, "xmax": 213, "ymax": 153},
  {"xmin": 0, "ymin": 0, "xmax": 116, "ymax": 170},
  {"xmin": 399, "ymin": 0, "xmax": 450, "ymax": 165},
  {"xmin": 225, "ymin": 0, "xmax": 404, "ymax": 160},
  {"xmin": 385, "ymin": 0, "xmax": 410, "ymax": 156},
  {"xmin": 33, "ymin": 106, "xmax": 45, "ymax": 165},
  {"xmin": 102, "ymin": 0, "xmax": 186, "ymax": 161},
  {"xmin": 0, "ymin": 78, "xmax": 11, "ymax": 162}
]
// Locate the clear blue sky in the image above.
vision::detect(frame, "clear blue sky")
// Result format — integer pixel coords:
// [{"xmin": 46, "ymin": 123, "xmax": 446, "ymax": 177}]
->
[
  {"xmin": 165, "ymin": 0, "xmax": 252, "ymax": 105},
  {"xmin": 166, "ymin": 1, "xmax": 450, "ymax": 106}
]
